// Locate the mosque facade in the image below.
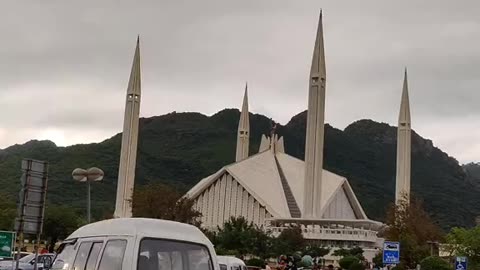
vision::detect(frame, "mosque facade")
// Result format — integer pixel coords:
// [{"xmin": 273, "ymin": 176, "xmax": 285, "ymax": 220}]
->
[{"xmin": 185, "ymin": 11, "xmax": 412, "ymax": 262}]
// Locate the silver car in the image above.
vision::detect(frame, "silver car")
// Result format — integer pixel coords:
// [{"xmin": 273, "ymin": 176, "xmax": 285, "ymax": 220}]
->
[{"xmin": 0, "ymin": 253, "xmax": 54, "ymax": 270}]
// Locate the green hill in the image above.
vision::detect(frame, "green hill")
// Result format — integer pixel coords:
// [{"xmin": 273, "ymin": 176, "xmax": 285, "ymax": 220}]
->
[{"xmin": 0, "ymin": 109, "xmax": 478, "ymax": 229}]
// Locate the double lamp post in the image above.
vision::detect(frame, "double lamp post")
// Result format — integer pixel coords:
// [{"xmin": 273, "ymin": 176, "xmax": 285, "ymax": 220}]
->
[{"xmin": 72, "ymin": 167, "xmax": 104, "ymax": 223}]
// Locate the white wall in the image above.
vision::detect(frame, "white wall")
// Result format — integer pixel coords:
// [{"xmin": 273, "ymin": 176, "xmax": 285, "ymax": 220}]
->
[{"xmin": 193, "ymin": 172, "xmax": 272, "ymax": 228}]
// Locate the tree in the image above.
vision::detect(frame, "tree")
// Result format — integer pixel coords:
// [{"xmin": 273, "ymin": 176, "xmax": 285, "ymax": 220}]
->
[
  {"xmin": 384, "ymin": 195, "xmax": 444, "ymax": 268},
  {"xmin": 271, "ymin": 226, "xmax": 305, "ymax": 256},
  {"xmin": 390, "ymin": 264, "xmax": 406, "ymax": 270},
  {"xmin": 338, "ymin": 256, "xmax": 358, "ymax": 269},
  {"xmin": 247, "ymin": 224, "xmax": 272, "ymax": 258},
  {"xmin": 348, "ymin": 261, "xmax": 365, "ymax": 270},
  {"xmin": 216, "ymin": 217, "xmax": 271, "ymax": 258},
  {"xmin": 419, "ymin": 256, "xmax": 450, "ymax": 270},
  {"xmin": 447, "ymin": 226, "xmax": 480, "ymax": 268},
  {"xmin": 0, "ymin": 194, "xmax": 16, "ymax": 231},
  {"xmin": 372, "ymin": 252, "xmax": 383, "ymax": 268},
  {"xmin": 246, "ymin": 258, "xmax": 265, "ymax": 268},
  {"xmin": 132, "ymin": 183, "xmax": 202, "ymax": 226},
  {"xmin": 201, "ymin": 228, "xmax": 218, "ymax": 246},
  {"xmin": 333, "ymin": 248, "xmax": 351, "ymax": 257},
  {"xmin": 42, "ymin": 205, "xmax": 85, "ymax": 252},
  {"xmin": 349, "ymin": 247, "xmax": 365, "ymax": 260},
  {"xmin": 306, "ymin": 246, "xmax": 330, "ymax": 258},
  {"xmin": 332, "ymin": 247, "xmax": 364, "ymax": 260}
]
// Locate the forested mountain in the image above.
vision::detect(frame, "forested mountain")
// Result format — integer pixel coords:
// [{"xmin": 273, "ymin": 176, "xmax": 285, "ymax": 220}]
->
[{"xmin": 0, "ymin": 109, "xmax": 478, "ymax": 229}]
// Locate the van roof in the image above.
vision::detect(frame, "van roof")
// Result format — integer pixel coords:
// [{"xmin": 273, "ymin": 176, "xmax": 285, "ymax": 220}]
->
[
  {"xmin": 217, "ymin": 256, "xmax": 246, "ymax": 266},
  {"xmin": 67, "ymin": 218, "xmax": 211, "ymax": 245}
]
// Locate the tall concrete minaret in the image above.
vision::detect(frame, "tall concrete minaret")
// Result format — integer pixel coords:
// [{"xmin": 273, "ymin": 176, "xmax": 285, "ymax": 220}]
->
[
  {"xmin": 303, "ymin": 11, "xmax": 327, "ymax": 218},
  {"xmin": 235, "ymin": 83, "xmax": 249, "ymax": 162},
  {"xmin": 114, "ymin": 37, "xmax": 141, "ymax": 218},
  {"xmin": 395, "ymin": 68, "xmax": 412, "ymax": 204}
]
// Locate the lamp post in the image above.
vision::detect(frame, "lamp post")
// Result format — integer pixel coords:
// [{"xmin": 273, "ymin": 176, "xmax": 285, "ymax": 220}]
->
[{"xmin": 72, "ymin": 167, "xmax": 104, "ymax": 223}]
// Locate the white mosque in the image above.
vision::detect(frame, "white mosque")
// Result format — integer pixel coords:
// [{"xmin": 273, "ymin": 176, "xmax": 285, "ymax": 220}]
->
[
  {"xmin": 113, "ymin": 11, "xmax": 412, "ymax": 263},
  {"xmin": 184, "ymin": 12, "xmax": 412, "ymax": 261}
]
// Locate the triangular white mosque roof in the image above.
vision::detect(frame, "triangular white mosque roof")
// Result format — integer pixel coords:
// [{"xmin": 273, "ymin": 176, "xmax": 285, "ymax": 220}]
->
[{"xmin": 186, "ymin": 149, "xmax": 369, "ymax": 221}]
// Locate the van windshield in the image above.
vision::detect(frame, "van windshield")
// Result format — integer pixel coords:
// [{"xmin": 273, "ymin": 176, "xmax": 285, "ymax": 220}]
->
[
  {"xmin": 51, "ymin": 242, "xmax": 76, "ymax": 270},
  {"xmin": 138, "ymin": 239, "xmax": 213, "ymax": 270}
]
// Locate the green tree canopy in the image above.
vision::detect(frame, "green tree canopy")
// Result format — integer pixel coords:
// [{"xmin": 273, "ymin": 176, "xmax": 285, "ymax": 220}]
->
[
  {"xmin": 419, "ymin": 256, "xmax": 450, "ymax": 270},
  {"xmin": 338, "ymin": 256, "xmax": 359, "ymax": 269},
  {"xmin": 332, "ymin": 248, "xmax": 351, "ymax": 257},
  {"xmin": 0, "ymin": 194, "xmax": 16, "ymax": 231},
  {"xmin": 303, "ymin": 245, "xmax": 330, "ymax": 258},
  {"xmin": 42, "ymin": 205, "xmax": 85, "ymax": 252},
  {"xmin": 447, "ymin": 226, "xmax": 480, "ymax": 268},
  {"xmin": 348, "ymin": 261, "xmax": 365, "ymax": 270},
  {"xmin": 372, "ymin": 252, "xmax": 383, "ymax": 268},
  {"xmin": 272, "ymin": 226, "xmax": 305, "ymax": 256},
  {"xmin": 332, "ymin": 247, "xmax": 364, "ymax": 260},
  {"xmin": 132, "ymin": 182, "xmax": 202, "ymax": 226},
  {"xmin": 215, "ymin": 217, "xmax": 271, "ymax": 258},
  {"xmin": 384, "ymin": 195, "xmax": 444, "ymax": 268}
]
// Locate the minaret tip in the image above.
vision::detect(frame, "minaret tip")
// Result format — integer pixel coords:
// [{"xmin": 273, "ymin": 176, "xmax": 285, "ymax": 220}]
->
[
  {"xmin": 236, "ymin": 83, "xmax": 250, "ymax": 162},
  {"xmin": 403, "ymin": 67, "xmax": 409, "ymax": 87},
  {"xmin": 137, "ymin": 35, "xmax": 140, "ymax": 43},
  {"xmin": 242, "ymin": 84, "xmax": 248, "ymax": 108},
  {"xmin": 311, "ymin": 7, "xmax": 326, "ymax": 79}
]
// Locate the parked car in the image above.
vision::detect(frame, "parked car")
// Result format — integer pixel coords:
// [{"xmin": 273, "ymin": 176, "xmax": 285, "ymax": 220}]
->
[
  {"xmin": 0, "ymin": 252, "xmax": 32, "ymax": 261},
  {"xmin": 0, "ymin": 253, "xmax": 54, "ymax": 270},
  {"xmin": 50, "ymin": 218, "xmax": 219, "ymax": 270},
  {"xmin": 217, "ymin": 256, "xmax": 247, "ymax": 270}
]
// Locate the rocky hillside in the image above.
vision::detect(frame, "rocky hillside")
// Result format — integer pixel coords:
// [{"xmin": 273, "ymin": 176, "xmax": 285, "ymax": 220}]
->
[
  {"xmin": 463, "ymin": 163, "xmax": 480, "ymax": 190},
  {"xmin": 0, "ymin": 109, "xmax": 478, "ymax": 229}
]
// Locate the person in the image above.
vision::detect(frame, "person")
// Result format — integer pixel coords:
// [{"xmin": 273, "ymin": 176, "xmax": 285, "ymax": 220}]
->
[
  {"xmin": 265, "ymin": 260, "xmax": 271, "ymax": 270},
  {"xmin": 40, "ymin": 247, "xmax": 48, "ymax": 254}
]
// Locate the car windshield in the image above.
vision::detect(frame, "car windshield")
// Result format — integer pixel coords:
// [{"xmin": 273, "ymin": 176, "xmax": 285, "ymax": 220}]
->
[
  {"xmin": 138, "ymin": 239, "xmax": 213, "ymax": 270},
  {"xmin": 19, "ymin": 254, "xmax": 35, "ymax": 263}
]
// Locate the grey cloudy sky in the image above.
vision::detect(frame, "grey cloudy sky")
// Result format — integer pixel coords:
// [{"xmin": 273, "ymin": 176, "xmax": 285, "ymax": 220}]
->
[{"xmin": 1, "ymin": 1, "xmax": 479, "ymax": 163}]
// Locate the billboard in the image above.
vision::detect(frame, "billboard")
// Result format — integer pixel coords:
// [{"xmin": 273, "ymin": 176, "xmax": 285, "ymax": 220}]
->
[
  {"xmin": 15, "ymin": 159, "xmax": 49, "ymax": 235},
  {"xmin": 0, "ymin": 231, "xmax": 15, "ymax": 258}
]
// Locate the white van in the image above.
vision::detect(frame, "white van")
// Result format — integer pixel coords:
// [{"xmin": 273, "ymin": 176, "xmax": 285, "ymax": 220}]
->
[
  {"xmin": 49, "ymin": 218, "xmax": 218, "ymax": 270},
  {"xmin": 216, "ymin": 256, "xmax": 247, "ymax": 270}
]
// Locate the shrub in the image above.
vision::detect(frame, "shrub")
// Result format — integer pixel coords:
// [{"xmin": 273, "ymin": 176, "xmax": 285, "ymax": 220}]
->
[
  {"xmin": 391, "ymin": 263, "xmax": 406, "ymax": 270},
  {"xmin": 246, "ymin": 258, "xmax": 265, "ymax": 268},
  {"xmin": 338, "ymin": 256, "xmax": 359, "ymax": 269},
  {"xmin": 419, "ymin": 256, "xmax": 450, "ymax": 270},
  {"xmin": 348, "ymin": 261, "xmax": 365, "ymax": 270}
]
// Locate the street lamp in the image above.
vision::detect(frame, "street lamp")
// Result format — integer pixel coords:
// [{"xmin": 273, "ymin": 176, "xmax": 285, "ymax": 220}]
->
[{"xmin": 72, "ymin": 167, "xmax": 104, "ymax": 223}]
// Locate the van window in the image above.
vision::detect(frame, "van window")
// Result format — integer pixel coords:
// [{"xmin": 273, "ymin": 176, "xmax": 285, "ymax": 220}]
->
[
  {"xmin": 97, "ymin": 240, "xmax": 127, "ymax": 270},
  {"xmin": 138, "ymin": 239, "xmax": 213, "ymax": 270},
  {"xmin": 220, "ymin": 264, "xmax": 227, "ymax": 270},
  {"xmin": 51, "ymin": 243, "xmax": 76, "ymax": 270},
  {"xmin": 85, "ymin": 242, "xmax": 103, "ymax": 270},
  {"xmin": 73, "ymin": 242, "xmax": 93, "ymax": 270}
]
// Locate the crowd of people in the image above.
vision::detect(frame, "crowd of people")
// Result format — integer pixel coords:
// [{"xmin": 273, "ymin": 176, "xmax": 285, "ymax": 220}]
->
[{"xmin": 276, "ymin": 255, "xmax": 336, "ymax": 270}]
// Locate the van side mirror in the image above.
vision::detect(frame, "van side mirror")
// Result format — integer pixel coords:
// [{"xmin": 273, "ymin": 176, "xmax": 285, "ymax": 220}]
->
[{"xmin": 43, "ymin": 257, "xmax": 53, "ymax": 269}]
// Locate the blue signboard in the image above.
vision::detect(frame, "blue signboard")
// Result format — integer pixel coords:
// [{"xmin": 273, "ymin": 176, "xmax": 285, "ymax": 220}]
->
[
  {"xmin": 382, "ymin": 241, "xmax": 400, "ymax": 264},
  {"xmin": 455, "ymin": 256, "xmax": 467, "ymax": 270}
]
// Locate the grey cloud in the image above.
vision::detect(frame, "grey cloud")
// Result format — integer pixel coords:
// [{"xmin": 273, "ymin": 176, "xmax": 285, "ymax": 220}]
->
[{"xmin": 1, "ymin": 0, "xmax": 480, "ymax": 163}]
